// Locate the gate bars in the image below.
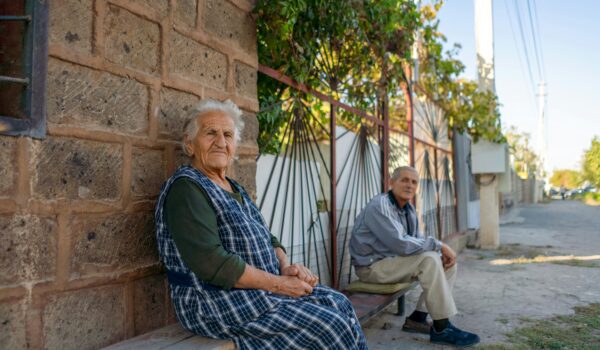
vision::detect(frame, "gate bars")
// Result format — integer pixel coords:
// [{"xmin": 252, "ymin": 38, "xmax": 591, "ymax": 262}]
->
[{"xmin": 256, "ymin": 65, "xmax": 458, "ymax": 289}]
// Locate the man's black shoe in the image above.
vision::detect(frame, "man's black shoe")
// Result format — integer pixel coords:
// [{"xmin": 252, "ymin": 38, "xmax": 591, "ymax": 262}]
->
[{"xmin": 430, "ymin": 322, "xmax": 480, "ymax": 348}]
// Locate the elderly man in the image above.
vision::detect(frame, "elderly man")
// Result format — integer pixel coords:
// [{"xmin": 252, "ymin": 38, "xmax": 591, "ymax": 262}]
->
[{"xmin": 350, "ymin": 166, "xmax": 480, "ymax": 347}]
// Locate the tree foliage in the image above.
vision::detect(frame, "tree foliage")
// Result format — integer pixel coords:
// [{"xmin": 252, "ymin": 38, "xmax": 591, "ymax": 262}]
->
[
  {"xmin": 581, "ymin": 136, "xmax": 600, "ymax": 187},
  {"xmin": 550, "ymin": 169, "xmax": 582, "ymax": 189},
  {"xmin": 504, "ymin": 126, "xmax": 539, "ymax": 178},
  {"xmin": 254, "ymin": 0, "xmax": 504, "ymax": 153},
  {"xmin": 416, "ymin": 3, "xmax": 504, "ymax": 143}
]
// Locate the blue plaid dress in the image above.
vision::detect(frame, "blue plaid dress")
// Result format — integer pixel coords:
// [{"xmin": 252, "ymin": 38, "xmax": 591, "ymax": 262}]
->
[{"xmin": 155, "ymin": 166, "xmax": 367, "ymax": 349}]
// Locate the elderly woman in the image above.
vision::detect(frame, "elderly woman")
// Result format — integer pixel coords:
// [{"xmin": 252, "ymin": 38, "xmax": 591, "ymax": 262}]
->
[{"xmin": 155, "ymin": 99, "xmax": 367, "ymax": 349}]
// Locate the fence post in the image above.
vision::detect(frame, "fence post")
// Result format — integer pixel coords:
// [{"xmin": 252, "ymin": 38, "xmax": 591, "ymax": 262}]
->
[
  {"xmin": 330, "ymin": 102, "xmax": 338, "ymax": 289},
  {"xmin": 434, "ymin": 148, "xmax": 442, "ymax": 239},
  {"xmin": 404, "ymin": 66, "xmax": 415, "ymax": 168},
  {"xmin": 382, "ymin": 102, "xmax": 390, "ymax": 191},
  {"xmin": 382, "ymin": 63, "xmax": 390, "ymax": 192},
  {"xmin": 451, "ymin": 130, "xmax": 460, "ymax": 234}
]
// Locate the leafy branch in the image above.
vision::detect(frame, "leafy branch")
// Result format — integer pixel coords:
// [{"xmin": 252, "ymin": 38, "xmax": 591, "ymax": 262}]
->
[{"xmin": 255, "ymin": 0, "xmax": 505, "ymax": 154}]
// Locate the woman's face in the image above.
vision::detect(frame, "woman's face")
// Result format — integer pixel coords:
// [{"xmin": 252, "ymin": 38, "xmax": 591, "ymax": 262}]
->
[{"xmin": 185, "ymin": 110, "xmax": 237, "ymax": 173}]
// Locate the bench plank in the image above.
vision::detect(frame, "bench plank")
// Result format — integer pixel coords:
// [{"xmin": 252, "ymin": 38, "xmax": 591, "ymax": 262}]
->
[
  {"xmin": 343, "ymin": 282, "xmax": 418, "ymax": 324},
  {"xmin": 102, "ymin": 323, "xmax": 233, "ymax": 350},
  {"xmin": 164, "ymin": 335, "xmax": 235, "ymax": 350},
  {"xmin": 105, "ymin": 282, "xmax": 417, "ymax": 349}
]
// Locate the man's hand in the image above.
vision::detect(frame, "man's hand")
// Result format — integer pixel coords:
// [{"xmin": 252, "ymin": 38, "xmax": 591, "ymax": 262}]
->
[
  {"xmin": 281, "ymin": 263, "xmax": 319, "ymax": 287},
  {"xmin": 271, "ymin": 275, "xmax": 314, "ymax": 298},
  {"xmin": 440, "ymin": 243, "xmax": 456, "ymax": 271}
]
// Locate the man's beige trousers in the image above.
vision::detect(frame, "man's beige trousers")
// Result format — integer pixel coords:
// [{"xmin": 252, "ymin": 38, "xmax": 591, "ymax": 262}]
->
[{"xmin": 355, "ymin": 252, "xmax": 458, "ymax": 320}]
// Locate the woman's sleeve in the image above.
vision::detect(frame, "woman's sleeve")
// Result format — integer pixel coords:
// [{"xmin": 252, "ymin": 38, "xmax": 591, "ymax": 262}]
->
[
  {"xmin": 164, "ymin": 178, "xmax": 245, "ymax": 290},
  {"xmin": 270, "ymin": 234, "xmax": 286, "ymax": 252}
]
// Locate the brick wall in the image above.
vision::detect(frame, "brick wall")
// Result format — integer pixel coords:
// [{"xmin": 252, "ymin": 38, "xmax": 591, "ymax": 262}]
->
[{"xmin": 0, "ymin": 1, "xmax": 258, "ymax": 349}]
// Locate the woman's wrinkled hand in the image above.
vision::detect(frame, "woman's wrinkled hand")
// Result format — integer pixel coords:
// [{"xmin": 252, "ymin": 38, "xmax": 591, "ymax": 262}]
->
[
  {"xmin": 281, "ymin": 263, "xmax": 319, "ymax": 287},
  {"xmin": 272, "ymin": 275, "xmax": 314, "ymax": 298}
]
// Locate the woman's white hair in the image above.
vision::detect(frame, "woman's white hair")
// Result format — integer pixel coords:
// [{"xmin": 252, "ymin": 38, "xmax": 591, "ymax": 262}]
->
[{"xmin": 182, "ymin": 99, "xmax": 245, "ymax": 156}]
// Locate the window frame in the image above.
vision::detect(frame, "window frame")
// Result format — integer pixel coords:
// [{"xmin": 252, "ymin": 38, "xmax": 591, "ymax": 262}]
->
[{"xmin": 0, "ymin": 0, "xmax": 48, "ymax": 138}]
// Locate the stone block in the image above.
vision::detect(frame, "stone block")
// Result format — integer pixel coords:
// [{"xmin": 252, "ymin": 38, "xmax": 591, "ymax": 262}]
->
[
  {"xmin": 166, "ymin": 296, "xmax": 177, "ymax": 324},
  {"xmin": 235, "ymin": 62, "xmax": 257, "ymax": 99},
  {"xmin": 240, "ymin": 111, "xmax": 258, "ymax": 148},
  {"xmin": 174, "ymin": 0, "xmax": 197, "ymax": 27},
  {"xmin": 30, "ymin": 137, "xmax": 122, "ymax": 201},
  {"xmin": 104, "ymin": 5, "xmax": 161, "ymax": 75},
  {"xmin": 203, "ymin": 0, "xmax": 256, "ymax": 55},
  {"xmin": 49, "ymin": 0, "xmax": 93, "ymax": 53},
  {"xmin": 0, "ymin": 214, "xmax": 57, "ymax": 285},
  {"xmin": 0, "ymin": 299, "xmax": 27, "ymax": 350},
  {"xmin": 70, "ymin": 213, "xmax": 157, "ymax": 277},
  {"xmin": 129, "ymin": 0, "xmax": 169, "ymax": 15},
  {"xmin": 168, "ymin": 32, "xmax": 227, "ymax": 91},
  {"xmin": 231, "ymin": 158, "xmax": 256, "ymax": 197},
  {"xmin": 158, "ymin": 87, "xmax": 200, "ymax": 139},
  {"xmin": 43, "ymin": 286, "xmax": 125, "ymax": 350},
  {"xmin": 133, "ymin": 274, "xmax": 167, "ymax": 335},
  {"xmin": 174, "ymin": 148, "xmax": 191, "ymax": 170},
  {"xmin": 47, "ymin": 58, "xmax": 149, "ymax": 134},
  {"xmin": 0, "ymin": 137, "xmax": 17, "ymax": 197},
  {"xmin": 132, "ymin": 148, "xmax": 166, "ymax": 198}
]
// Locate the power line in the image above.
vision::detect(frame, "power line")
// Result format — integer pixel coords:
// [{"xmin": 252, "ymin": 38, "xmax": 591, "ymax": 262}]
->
[
  {"xmin": 530, "ymin": 0, "xmax": 547, "ymax": 79},
  {"xmin": 513, "ymin": 0, "xmax": 537, "ymax": 91},
  {"xmin": 504, "ymin": 0, "xmax": 535, "ymax": 101},
  {"xmin": 526, "ymin": 0, "xmax": 544, "ymax": 81},
  {"xmin": 526, "ymin": 0, "xmax": 542, "ymax": 79}
]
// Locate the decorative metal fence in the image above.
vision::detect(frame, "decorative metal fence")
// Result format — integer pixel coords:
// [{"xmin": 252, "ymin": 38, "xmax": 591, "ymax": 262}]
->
[{"xmin": 256, "ymin": 65, "xmax": 458, "ymax": 289}]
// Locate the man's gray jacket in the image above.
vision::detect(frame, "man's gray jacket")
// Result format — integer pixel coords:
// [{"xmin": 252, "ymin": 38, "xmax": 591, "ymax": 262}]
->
[{"xmin": 350, "ymin": 191, "xmax": 442, "ymax": 267}]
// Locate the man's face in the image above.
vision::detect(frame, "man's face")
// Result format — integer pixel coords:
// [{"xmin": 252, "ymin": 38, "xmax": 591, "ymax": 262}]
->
[{"xmin": 390, "ymin": 169, "xmax": 419, "ymax": 205}]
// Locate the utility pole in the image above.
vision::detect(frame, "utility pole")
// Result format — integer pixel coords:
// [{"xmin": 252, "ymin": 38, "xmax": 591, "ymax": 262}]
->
[
  {"xmin": 475, "ymin": 0, "xmax": 496, "ymax": 94},
  {"xmin": 474, "ymin": 0, "xmax": 500, "ymax": 249},
  {"xmin": 535, "ymin": 81, "xmax": 547, "ymax": 201}
]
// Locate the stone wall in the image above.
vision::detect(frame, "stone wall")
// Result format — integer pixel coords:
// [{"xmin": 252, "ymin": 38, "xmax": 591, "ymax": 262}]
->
[{"xmin": 0, "ymin": 1, "xmax": 258, "ymax": 349}]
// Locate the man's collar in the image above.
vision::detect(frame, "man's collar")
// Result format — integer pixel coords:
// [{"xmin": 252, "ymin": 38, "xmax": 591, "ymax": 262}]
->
[{"xmin": 387, "ymin": 190, "xmax": 411, "ymax": 211}]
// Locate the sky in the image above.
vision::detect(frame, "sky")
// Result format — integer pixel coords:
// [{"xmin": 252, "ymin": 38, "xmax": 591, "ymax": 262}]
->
[{"xmin": 436, "ymin": 0, "xmax": 600, "ymax": 173}]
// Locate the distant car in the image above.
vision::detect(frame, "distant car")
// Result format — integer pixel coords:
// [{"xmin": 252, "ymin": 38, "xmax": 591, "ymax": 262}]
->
[
  {"xmin": 566, "ymin": 188, "xmax": 585, "ymax": 198},
  {"xmin": 582, "ymin": 185, "xmax": 597, "ymax": 193},
  {"xmin": 549, "ymin": 188, "xmax": 562, "ymax": 199}
]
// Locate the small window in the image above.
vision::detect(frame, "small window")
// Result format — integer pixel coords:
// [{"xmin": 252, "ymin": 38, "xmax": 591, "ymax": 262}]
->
[{"xmin": 0, "ymin": 0, "xmax": 48, "ymax": 138}]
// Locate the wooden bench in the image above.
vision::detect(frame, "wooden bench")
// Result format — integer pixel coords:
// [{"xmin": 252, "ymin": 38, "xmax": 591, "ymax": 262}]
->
[
  {"xmin": 102, "ymin": 323, "xmax": 233, "ymax": 350},
  {"xmin": 343, "ymin": 281, "xmax": 418, "ymax": 324},
  {"xmin": 104, "ymin": 282, "xmax": 417, "ymax": 349}
]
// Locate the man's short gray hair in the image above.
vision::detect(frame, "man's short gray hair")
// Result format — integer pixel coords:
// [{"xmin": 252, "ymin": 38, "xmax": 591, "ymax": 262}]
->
[
  {"xmin": 182, "ymin": 99, "xmax": 245, "ymax": 156},
  {"xmin": 391, "ymin": 166, "xmax": 418, "ymax": 181}
]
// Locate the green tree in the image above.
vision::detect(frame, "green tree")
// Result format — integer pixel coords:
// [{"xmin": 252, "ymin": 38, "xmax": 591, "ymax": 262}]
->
[
  {"xmin": 416, "ymin": 3, "xmax": 503, "ymax": 143},
  {"xmin": 255, "ymin": 0, "xmax": 421, "ymax": 153},
  {"xmin": 504, "ymin": 126, "xmax": 539, "ymax": 178},
  {"xmin": 550, "ymin": 169, "xmax": 582, "ymax": 189},
  {"xmin": 254, "ymin": 0, "xmax": 505, "ymax": 153},
  {"xmin": 581, "ymin": 136, "xmax": 600, "ymax": 187}
]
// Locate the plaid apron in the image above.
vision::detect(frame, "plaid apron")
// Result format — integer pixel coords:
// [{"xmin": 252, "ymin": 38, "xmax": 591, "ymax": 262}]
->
[{"xmin": 155, "ymin": 166, "xmax": 367, "ymax": 349}]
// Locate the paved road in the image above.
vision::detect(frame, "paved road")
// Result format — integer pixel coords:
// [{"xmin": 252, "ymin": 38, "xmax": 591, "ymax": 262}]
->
[{"xmin": 363, "ymin": 200, "xmax": 600, "ymax": 349}]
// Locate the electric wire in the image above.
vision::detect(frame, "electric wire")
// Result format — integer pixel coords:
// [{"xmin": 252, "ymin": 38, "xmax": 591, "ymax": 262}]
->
[
  {"xmin": 526, "ymin": 0, "xmax": 544, "ymax": 81},
  {"xmin": 530, "ymin": 0, "xmax": 547, "ymax": 79},
  {"xmin": 512, "ymin": 0, "xmax": 537, "ymax": 95},
  {"xmin": 504, "ymin": 0, "xmax": 536, "ymax": 103}
]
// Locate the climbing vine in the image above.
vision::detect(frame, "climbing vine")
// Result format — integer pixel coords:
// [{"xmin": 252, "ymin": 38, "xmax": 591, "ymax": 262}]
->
[{"xmin": 255, "ymin": 0, "xmax": 504, "ymax": 153}]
